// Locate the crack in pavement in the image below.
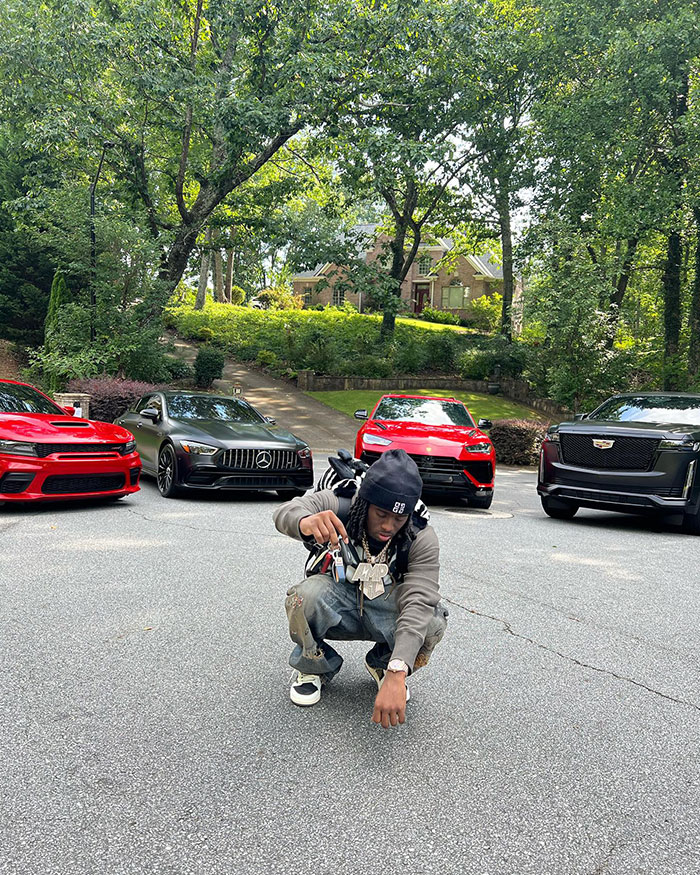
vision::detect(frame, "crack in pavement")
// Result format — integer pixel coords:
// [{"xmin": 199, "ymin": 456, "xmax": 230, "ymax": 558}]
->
[
  {"xmin": 443, "ymin": 596, "xmax": 700, "ymax": 713},
  {"xmin": 125, "ymin": 506, "xmax": 282, "ymax": 538}
]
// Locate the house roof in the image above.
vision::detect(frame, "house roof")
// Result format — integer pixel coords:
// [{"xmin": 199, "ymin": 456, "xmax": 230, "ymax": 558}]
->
[{"xmin": 291, "ymin": 224, "xmax": 503, "ymax": 281}]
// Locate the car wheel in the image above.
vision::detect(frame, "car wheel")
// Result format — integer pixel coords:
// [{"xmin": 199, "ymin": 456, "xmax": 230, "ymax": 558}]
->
[
  {"xmin": 276, "ymin": 488, "xmax": 307, "ymax": 500},
  {"xmin": 682, "ymin": 509, "xmax": 700, "ymax": 535},
  {"xmin": 467, "ymin": 493, "xmax": 493, "ymax": 510},
  {"xmin": 157, "ymin": 444, "xmax": 180, "ymax": 498},
  {"xmin": 541, "ymin": 495, "xmax": 579, "ymax": 520}
]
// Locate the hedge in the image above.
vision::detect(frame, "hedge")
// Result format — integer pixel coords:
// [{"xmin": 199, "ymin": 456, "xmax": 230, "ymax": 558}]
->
[
  {"xmin": 489, "ymin": 419, "xmax": 549, "ymax": 466},
  {"xmin": 67, "ymin": 378, "xmax": 160, "ymax": 423},
  {"xmin": 164, "ymin": 301, "xmax": 476, "ymax": 377}
]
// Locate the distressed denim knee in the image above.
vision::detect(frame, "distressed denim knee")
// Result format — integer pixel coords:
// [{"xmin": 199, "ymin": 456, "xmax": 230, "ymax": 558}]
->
[{"xmin": 413, "ymin": 601, "xmax": 449, "ymax": 670}]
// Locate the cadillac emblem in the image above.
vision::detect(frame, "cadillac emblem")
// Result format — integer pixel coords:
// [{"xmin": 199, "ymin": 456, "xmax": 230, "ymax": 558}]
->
[
  {"xmin": 256, "ymin": 450, "xmax": 273, "ymax": 469},
  {"xmin": 593, "ymin": 439, "xmax": 615, "ymax": 450}
]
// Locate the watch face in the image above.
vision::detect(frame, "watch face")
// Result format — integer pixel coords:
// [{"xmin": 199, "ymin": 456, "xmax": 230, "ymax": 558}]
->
[{"xmin": 388, "ymin": 659, "xmax": 408, "ymax": 673}]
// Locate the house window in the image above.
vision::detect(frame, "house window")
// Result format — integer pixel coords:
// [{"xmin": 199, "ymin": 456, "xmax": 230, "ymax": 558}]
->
[
  {"xmin": 417, "ymin": 255, "xmax": 432, "ymax": 276},
  {"xmin": 441, "ymin": 284, "xmax": 468, "ymax": 310},
  {"xmin": 303, "ymin": 286, "xmax": 313, "ymax": 307},
  {"xmin": 332, "ymin": 287, "xmax": 345, "ymax": 307}
]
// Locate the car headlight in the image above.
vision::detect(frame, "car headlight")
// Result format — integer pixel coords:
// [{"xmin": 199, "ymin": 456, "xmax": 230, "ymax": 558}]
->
[
  {"xmin": 364, "ymin": 434, "xmax": 392, "ymax": 446},
  {"xmin": 465, "ymin": 441, "xmax": 492, "ymax": 454},
  {"xmin": 544, "ymin": 431, "xmax": 560, "ymax": 443},
  {"xmin": 659, "ymin": 439, "xmax": 694, "ymax": 450},
  {"xmin": 297, "ymin": 447, "xmax": 312, "ymax": 459},
  {"xmin": 0, "ymin": 440, "xmax": 38, "ymax": 456},
  {"xmin": 123, "ymin": 440, "xmax": 137, "ymax": 454},
  {"xmin": 180, "ymin": 440, "xmax": 218, "ymax": 455}
]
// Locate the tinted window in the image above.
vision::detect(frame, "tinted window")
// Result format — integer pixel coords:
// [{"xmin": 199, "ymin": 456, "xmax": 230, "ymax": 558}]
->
[
  {"xmin": 166, "ymin": 395, "xmax": 265, "ymax": 423},
  {"xmin": 0, "ymin": 382, "xmax": 63, "ymax": 415},
  {"xmin": 589, "ymin": 395, "xmax": 700, "ymax": 426},
  {"xmin": 373, "ymin": 397, "xmax": 474, "ymax": 427}
]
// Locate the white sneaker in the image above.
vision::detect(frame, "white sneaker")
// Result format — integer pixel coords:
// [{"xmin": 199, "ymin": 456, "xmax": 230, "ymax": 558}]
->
[
  {"xmin": 290, "ymin": 672, "xmax": 323, "ymax": 706},
  {"xmin": 364, "ymin": 659, "xmax": 410, "ymax": 702}
]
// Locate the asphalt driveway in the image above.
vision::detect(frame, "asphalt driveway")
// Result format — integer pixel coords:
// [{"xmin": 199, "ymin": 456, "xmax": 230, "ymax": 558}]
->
[{"xmin": 1, "ymin": 466, "xmax": 699, "ymax": 874}]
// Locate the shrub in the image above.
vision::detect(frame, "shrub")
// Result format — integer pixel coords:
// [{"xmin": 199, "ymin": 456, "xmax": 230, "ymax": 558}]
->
[
  {"xmin": 256, "ymin": 349, "xmax": 279, "ymax": 369},
  {"xmin": 163, "ymin": 356, "xmax": 193, "ymax": 381},
  {"xmin": 457, "ymin": 336, "xmax": 528, "ymax": 380},
  {"xmin": 420, "ymin": 306, "xmax": 460, "ymax": 326},
  {"xmin": 424, "ymin": 331, "xmax": 459, "ymax": 371},
  {"xmin": 489, "ymin": 419, "xmax": 549, "ymax": 466},
  {"xmin": 467, "ymin": 292, "xmax": 502, "ymax": 333},
  {"xmin": 341, "ymin": 354, "xmax": 393, "ymax": 379},
  {"xmin": 194, "ymin": 346, "xmax": 225, "ymax": 388},
  {"xmin": 66, "ymin": 378, "xmax": 160, "ymax": 422}
]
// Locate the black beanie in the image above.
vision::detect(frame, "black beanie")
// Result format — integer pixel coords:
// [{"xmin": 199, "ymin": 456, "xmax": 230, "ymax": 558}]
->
[{"xmin": 358, "ymin": 448, "xmax": 423, "ymax": 515}]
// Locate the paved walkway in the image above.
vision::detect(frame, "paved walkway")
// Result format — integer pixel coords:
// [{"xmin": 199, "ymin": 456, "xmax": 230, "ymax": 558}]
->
[{"xmin": 171, "ymin": 336, "xmax": 357, "ymax": 454}]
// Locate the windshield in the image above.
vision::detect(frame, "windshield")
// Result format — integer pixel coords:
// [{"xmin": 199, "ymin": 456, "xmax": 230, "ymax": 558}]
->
[
  {"xmin": 373, "ymin": 397, "xmax": 475, "ymax": 427},
  {"xmin": 166, "ymin": 395, "xmax": 266, "ymax": 423},
  {"xmin": 589, "ymin": 395, "xmax": 700, "ymax": 426},
  {"xmin": 0, "ymin": 382, "xmax": 63, "ymax": 415}
]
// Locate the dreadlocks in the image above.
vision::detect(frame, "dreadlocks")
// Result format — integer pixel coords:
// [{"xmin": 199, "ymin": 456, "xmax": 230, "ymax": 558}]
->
[{"xmin": 346, "ymin": 495, "xmax": 414, "ymax": 558}]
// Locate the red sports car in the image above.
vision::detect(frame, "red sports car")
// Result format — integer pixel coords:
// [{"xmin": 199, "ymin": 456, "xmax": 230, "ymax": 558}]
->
[
  {"xmin": 354, "ymin": 393, "xmax": 496, "ymax": 508},
  {"xmin": 0, "ymin": 379, "xmax": 141, "ymax": 504}
]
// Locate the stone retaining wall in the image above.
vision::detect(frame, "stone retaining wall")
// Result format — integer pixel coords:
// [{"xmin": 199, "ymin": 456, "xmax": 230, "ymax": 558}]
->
[{"xmin": 296, "ymin": 370, "xmax": 570, "ymax": 421}]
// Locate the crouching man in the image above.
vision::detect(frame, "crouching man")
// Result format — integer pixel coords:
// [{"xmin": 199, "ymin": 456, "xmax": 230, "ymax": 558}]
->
[{"xmin": 272, "ymin": 448, "xmax": 447, "ymax": 728}]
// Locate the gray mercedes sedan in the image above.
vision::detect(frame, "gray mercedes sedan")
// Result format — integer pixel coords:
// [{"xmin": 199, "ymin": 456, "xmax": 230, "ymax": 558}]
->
[{"xmin": 116, "ymin": 391, "xmax": 313, "ymax": 499}]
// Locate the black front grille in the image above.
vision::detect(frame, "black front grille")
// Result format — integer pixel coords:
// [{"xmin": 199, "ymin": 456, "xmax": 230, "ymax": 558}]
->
[
  {"xmin": 35, "ymin": 443, "xmax": 128, "ymax": 458},
  {"xmin": 552, "ymin": 476, "xmax": 683, "ymax": 497},
  {"xmin": 218, "ymin": 448, "xmax": 299, "ymax": 470},
  {"xmin": 361, "ymin": 451, "xmax": 493, "ymax": 485},
  {"xmin": 462, "ymin": 461, "xmax": 494, "ymax": 483},
  {"xmin": 0, "ymin": 472, "xmax": 35, "ymax": 494},
  {"xmin": 41, "ymin": 474, "xmax": 126, "ymax": 494},
  {"xmin": 557, "ymin": 487, "xmax": 654, "ymax": 507},
  {"xmin": 560, "ymin": 434, "xmax": 659, "ymax": 471}
]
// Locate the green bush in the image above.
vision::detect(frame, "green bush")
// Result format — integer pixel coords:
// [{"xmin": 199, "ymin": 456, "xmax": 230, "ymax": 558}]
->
[
  {"xmin": 256, "ymin": 349, "xmax": 279, "ymax": 368},
  {"xmin": 467, "ymin": 292, "xmax": 502, "ymax": 333},
  {"xmin": 457, "ymin": 336, "xmax": 528, "ymax": 380},
  {"xmin": 419, "ymin": 306, "xmax": 460, "ymax": 326},
  {"xmin": 165, "ymin": 301, "xmax": 475, "ymax": 378},
  {"xmin": 489, "ymin": 419, "xmax": 548, "ymax": 466},
  {"xmin": 194, "ymin": 346, "xmax": 225, "ymax": 388},
  {"xmin": 163, "ymin": 356, "xmax": 193, "ymax": 381}
]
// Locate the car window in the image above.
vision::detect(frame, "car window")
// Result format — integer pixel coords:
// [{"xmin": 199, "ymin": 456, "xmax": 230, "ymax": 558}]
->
[
  {"xmin": 589, "ymin": 395, "xmax": 700, "ymax": 426},
  {"xmin": 373, "ymin": 397, "xmax": 475, "ymax": 427},
  {"xmin": 0, "ymin": 382, "xmax": 64, "ymax": 415},
  {"xmin": 166, "ymin": 395, "xmax": 265, "ymax": 423}
]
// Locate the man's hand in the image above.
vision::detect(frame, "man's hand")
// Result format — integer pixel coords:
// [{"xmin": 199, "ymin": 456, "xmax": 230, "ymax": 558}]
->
[
  {"xmin": 299, "ymin": 510, "xmax": 349, "ymax": 547},
  {"xmin": 372, "ymin": 671, "xmax": 407, "ymax": 728}
]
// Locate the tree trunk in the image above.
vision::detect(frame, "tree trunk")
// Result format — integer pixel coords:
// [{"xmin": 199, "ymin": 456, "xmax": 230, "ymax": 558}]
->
[
  {"xmin": 213, "ymin": 249, "xmax": 223, "ymax": 302},
  {"xmin": 689, "ymin": 208, "xmax": 700, "ymax": 377},
  {"xmin": 224, "ymin": 227, "xmax": 235, "ymax": 304},
  {"xmin": 194, "ymin": 228, "xmax": 212, "ymax": 310},
  {"xmin": 381, "ymin": 224, "xmax": 408, "ymax": 337},
  {"xmin": 604, "ymin": 237, "xmax": 638, "ymax": 347},
  {"xmin": 496, "ymin": 184, "xmax": 513, "ymax": 341},
  {"xmin": 662, "ymin": 229, "xmax": 683, "ymax": 390}
]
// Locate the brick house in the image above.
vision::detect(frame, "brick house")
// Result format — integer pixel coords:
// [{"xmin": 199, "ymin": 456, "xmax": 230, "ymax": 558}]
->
[{"xmin": 291, "ymin": 224, "xmax": 520, "ymax": 323}]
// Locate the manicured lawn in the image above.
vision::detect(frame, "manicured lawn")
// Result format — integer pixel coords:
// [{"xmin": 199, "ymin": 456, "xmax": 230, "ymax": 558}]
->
[
  {"xmin": 308, "ymin": 389, "xmax": 549, "ymax": 422},
  {"xmin": 395, "ymin": 317, "xmax": 475, "ymax": 334}
]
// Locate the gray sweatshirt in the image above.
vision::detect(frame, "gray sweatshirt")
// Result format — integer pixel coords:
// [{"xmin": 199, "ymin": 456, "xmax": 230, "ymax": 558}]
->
[{"xmin": 273, "ymin": 490, "xmax": 441, "ymax": 667}]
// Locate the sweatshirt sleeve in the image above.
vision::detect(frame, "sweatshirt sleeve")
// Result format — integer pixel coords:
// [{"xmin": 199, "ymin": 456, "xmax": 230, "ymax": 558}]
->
[
  {"xmin": 272, "ymin": 489, "xmax": 340, "ymax": 540},
  {"xmin": 391, "ymin": 525, "xmax": 441, "ymax": 667}
]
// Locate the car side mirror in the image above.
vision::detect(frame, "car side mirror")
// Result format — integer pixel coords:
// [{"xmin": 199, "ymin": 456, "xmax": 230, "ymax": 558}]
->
[
  {"xmin": 139, "ymin": 407, "xmax": 160, "ymax": 423},
  {"xmin": 63, "ymin": 405, "xmax": 76, "ymax": 416},
  {"xmin": 573, "ymin": 413, "xmax": 588, "ymax": 421},
  {"xmin": 354, "ymin": 409, "xmax": 368, "ymax": 420},
  {"xmin": 478, "ymin": 418, "xmax": 492, "ymax": 430},
  {"xmin": 265, "ymin": 415, "xmax": 277, "ymax": 425}
]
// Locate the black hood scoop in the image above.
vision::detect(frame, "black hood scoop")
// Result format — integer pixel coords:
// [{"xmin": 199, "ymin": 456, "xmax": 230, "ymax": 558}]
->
[{"xmin": 50, "ymin": 421, "xmax": 91, "ymax": 427}]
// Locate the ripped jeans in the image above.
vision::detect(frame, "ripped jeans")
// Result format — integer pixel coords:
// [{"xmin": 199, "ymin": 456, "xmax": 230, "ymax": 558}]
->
[{"xmin": 285, "ymin": 572, "xmax": 448, "ymax": 681}]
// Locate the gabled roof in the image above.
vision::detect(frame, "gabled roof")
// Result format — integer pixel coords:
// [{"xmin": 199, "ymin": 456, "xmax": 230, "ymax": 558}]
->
[{"xmin": 466, "ymin": 253, "xmax": 503, "ymax": 280}]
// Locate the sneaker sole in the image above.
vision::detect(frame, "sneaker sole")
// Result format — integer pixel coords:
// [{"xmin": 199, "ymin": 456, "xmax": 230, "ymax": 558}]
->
[{"xmin": 290, "ymin": 686, "xmax": 321, "ymax": 706}]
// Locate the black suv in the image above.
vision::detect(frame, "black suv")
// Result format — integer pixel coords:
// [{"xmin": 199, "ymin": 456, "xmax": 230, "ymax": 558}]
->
[{"xmin": 537, "ymin": 393, "xmax": 700, "ymax": 533}]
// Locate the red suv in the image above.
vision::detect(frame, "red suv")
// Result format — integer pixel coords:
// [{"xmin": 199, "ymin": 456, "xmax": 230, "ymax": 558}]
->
[
  {"xmin": 354, "ymin": 394, "xmax": 495, "ymax": 508},
  {"xmin": 0, "ymin": 379, "xmax": 141, "ymax": 504}
]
